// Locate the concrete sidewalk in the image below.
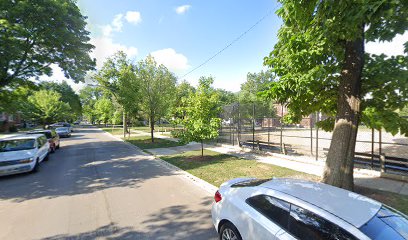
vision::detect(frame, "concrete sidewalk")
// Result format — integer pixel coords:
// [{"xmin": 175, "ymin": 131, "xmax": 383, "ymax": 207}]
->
[
  {"xmin": 113, "ymin": 129, "xmax": 408, "ymax": 196},
  {"xmin": 144, "ymin": 138, "xmax": 408, "ymax": 196}
]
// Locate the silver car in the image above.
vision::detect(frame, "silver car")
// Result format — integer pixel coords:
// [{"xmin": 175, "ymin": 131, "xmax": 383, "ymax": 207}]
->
[{"xmin": 212, "ymin": 178, "xmax": 408, "ymax": 240}]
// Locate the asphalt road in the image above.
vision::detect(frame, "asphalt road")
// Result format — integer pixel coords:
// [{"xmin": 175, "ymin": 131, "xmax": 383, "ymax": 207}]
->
[{"xmin": 0, "ymin": 127, "xmax": 217, "ymax": 240}]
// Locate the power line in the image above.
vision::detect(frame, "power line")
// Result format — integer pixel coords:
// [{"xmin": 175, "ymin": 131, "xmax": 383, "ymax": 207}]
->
[{"xmin": 181, "ymin": 8, "xmax": 276, "ymax": 78}]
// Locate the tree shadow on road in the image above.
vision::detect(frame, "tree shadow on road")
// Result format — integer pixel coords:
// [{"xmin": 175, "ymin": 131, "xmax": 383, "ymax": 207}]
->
[
  {"xmin": 42, "ymin": 198, "xmax": 217, "ymax": 240},
  {"xmin": 0, "ymin": 136, "xmax": 177, "ymax": 202}
]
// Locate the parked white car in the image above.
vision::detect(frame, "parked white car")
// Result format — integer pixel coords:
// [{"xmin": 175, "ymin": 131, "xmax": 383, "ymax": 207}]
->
[
  {"xmin": 0, "ymin": 134, "xmax": 50, "ymax": 176},
  {"xmin": 212, "ymin": 178, "xmax": 408, "ymax": 240}
]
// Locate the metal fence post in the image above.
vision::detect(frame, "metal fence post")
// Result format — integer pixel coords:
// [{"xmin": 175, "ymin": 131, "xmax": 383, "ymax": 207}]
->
[
  {"xmin": 252, "ymin": 103, "xmax": 255, "ymax": 149},
  {"xmin": 315, "ymin": 112, "xmax": 319, "ymax": 160},
  {"xmin": 371, "ymin": 128, "xmax": 374, "ymax": 169},
  {"xmin": 268, "ymin": 116, "xmax": 271, "ymax": 144},
  {"xmin": 380, "ymin": 154, "xmax": 386, "ymax": 172},
  {"xmin": 310, "ymin": 115, "xmax": 313, "ymax": 156},
  {"xmin": 280, "ymin": 105, "xmax": 283, "ymax": 153},
  {"xmin": 379, "ymin": 128, "xmax": 382, "ymax": 156}
]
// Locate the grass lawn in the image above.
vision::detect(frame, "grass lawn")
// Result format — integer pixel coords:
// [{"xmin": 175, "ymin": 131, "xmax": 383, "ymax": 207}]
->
[
  {"xmin": 125, "ymin": 135, "xmax": 184, "ymax": 149},
  {"xmin": 161, "ymin": 149, "xmax": 320, "ymax": 187},
  {"xmin": 101, "ymin": 127, "xmax": 125, "ymax": 135},
  {"xmin": 161, "ymin": 149, "xmax": 408, "ymax": 215},
  {"xmin": 355, "ymin": 186, "xmax": 408, "ymax": 215}
]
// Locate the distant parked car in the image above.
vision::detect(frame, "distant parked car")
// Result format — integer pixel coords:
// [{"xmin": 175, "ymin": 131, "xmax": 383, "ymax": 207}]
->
[
  {"xmin": 27, "ymin": 129, "xmax": 60, "ymax": 153},
  {"xmin": 0, "ymin": 134, "xmax": 50, "ymax": 176},
  {"xmin": 212, "ymin": 178, "xmax": 408, "ymax": 240},
  {"xmin": 55, "ymin": 127, "xmax": 71, "ymax": 138},
  {"xmin": 50, "ymin": 122, "xmax": 73, "ymax": 132}
]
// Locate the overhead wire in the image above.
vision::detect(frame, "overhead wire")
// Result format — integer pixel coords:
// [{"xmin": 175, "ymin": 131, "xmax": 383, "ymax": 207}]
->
[{"xmin": 181, "ymin": 5, "xmax": 279, "ymax": 79}]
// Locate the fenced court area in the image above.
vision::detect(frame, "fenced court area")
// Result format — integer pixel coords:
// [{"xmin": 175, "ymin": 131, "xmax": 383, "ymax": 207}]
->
[{"xmin": 218, "ymin": 103, "xmax": 408, "ymax": 175}]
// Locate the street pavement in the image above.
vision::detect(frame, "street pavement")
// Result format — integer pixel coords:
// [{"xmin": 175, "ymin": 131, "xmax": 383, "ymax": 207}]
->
[{"xmin": 0, "ymin": 127, "xmax": 217, "ymax": 240}]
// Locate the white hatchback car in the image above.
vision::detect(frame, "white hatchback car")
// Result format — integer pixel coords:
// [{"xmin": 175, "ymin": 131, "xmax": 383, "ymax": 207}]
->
[
  {"xmin": 0, "ymin": 134, "xmax": 50, "ymax": 176},
  {"xmin": 212, "ymin": 178, "xmax": 408, "ymax": 240}
]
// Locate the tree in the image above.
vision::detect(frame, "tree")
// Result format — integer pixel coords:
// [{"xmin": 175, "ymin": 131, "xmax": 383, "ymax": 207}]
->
[
  {"xmin": 137, "ymin": 56, "xmax": 177, "ymax": 142},
  {"xmin": 176, "ymin": 77, "xmax": 222, "ymax": 157},
  {"xmin": 239, "ymin": 70, "xmax": 276, "ymax": 119},
  {"xmin": 79, "ymin": 86, "xmax": 103, "ymax": 124},
  {"xmin": 94, "ymin": 51, "xmax": 139, "ymax": 137},
  {"xmin": 262, "ymin": 1, "xmax": 408, "ymax": 190},
  {"xmin": 24, "ymin": 90, "xmax": 72, "ymax": 126},
  {"xmin": 0, "ymin": 0, "xmax": 95, "ymax": 89},
  {"xmin": 94, "ymin": 98, "xmax": 114, "ymax": 125},
  {"xmin": 41, "ymin": 81, "xmax": 82, "ymax": 120},
  {"xmin": 169, "ymin": 81, "xmax": 196, "ymax": 121}
]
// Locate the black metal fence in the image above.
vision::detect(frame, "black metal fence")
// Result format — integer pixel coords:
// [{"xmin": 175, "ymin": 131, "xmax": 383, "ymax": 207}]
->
[{"xmin": 218, "ymin": 103, "xmax": 408, "ymax": 175}]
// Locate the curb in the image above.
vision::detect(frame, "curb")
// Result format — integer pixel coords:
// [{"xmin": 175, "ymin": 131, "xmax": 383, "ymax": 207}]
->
[{"xmin": 100, "ymin": 129, "xmax": 218, "ymax": 195}]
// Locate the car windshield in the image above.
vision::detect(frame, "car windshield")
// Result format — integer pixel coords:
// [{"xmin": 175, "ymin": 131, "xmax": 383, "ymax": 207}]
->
[
  {"xmin": 56, "ymin": 127, "xmax": 68, "ymax": 131},
  {"xmin": 359, "ymin": 206, "xmax": 408, "ymax": 240},
  {"xmin": 0, "ymin": 139, "xmax": 36, "ymax": 152}
]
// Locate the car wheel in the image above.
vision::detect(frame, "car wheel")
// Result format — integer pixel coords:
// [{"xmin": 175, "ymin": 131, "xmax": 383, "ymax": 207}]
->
[
  {"xmin": 44, "ymin": 153, "xmax": 50, "ymax": 161},
  {"xmin": 219, "ymin": 222, "xmax": 242, "ymax": 240},
  {"xmin": 32, "ymin": 159, "xmax": 40, "ymax": 173}
]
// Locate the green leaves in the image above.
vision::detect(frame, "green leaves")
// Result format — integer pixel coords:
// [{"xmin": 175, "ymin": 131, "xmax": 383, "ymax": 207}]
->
[
  {"xmin": 24, "ymin": 90, "xmax": 72, "ymax": 125},
  {"xmin": 263, "ymin": 0, "xmax": 408, "ymax": 135},
  {"xmin": 0, "ymin": 0, "xmax": 95, "ymax": 89},
  {"xmin": 177, "ymin": 77, "xmax": 222, "ymax": 145}
]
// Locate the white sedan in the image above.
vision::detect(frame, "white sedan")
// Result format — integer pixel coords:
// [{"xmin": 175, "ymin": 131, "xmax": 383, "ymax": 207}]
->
[
  {"xmin": 212, "ymin": 178, "xmax": 408, "ymax": 240},
  {"xmin": 0, "ymin": 134, "xmax": 50, "ymax": 176}
]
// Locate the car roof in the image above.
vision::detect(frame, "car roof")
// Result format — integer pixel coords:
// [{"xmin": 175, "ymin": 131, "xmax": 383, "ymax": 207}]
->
[
  {"xmin": 260, "ymin": 178, "xmax": 381, "ymax": 228},
  {"xmin": 27, "ymin": 129, "xmax": 52, "ymax": 133},
  {"xmin": 1, "ymin": 134, "xmax": 44, "ymax": 140}
]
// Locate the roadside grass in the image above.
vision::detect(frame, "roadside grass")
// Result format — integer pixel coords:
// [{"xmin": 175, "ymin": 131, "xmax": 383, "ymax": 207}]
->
[
  {"xmin": 125, "ymin": 135, "xmax": 184, "ymax": 149},
  {"xmin": 354, "ymin": 186, "xmax": 408, "ymax": 215},
  {"xmin": 161, "ymin": 149, "xmax": 408, "ymax": 215},
  {"xmin": 101, "ymin": 127, "xmax": 124, "ymax": 135},
  {"xmin": 160, "ymin": 149, "xmax": 320, "ymax": 187}
]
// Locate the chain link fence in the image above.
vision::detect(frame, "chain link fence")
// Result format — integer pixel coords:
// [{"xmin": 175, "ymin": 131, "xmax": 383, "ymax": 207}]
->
[{"xmin": 218, "ymin": 103, "xmax": 408, "ymax": 175}]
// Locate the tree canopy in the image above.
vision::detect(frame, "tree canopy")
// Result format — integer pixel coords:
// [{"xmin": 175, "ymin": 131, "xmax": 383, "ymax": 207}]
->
[
  {"xmin": 24, "ymin": 90, "xmax": 72, "ymax": 125},
  {"xmin": 262, "ymin": 0, "xmax": 408, "ymax": 190},
  {"xmin": 137, "ymin": 55, "xmax": 177, "ymax": 142},
  {"xmin": 0, "ymin": 0, "xmax": 95, "ymax": 89},
  {"xmin": 176, "ymin": 77, "xmax": 222, "ymax": 156}
]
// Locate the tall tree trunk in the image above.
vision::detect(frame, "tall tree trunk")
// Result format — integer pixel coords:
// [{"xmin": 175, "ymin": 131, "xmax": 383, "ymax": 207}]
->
[
  {"xmin": 201, "ymin": 140, "xmax": 204, "ymax": 157},
  {"xmin": 322, "ymin": 27, "xmax": 365, "ymax": 191},
  {"xmin": 150, "ymin": 115, "xmax": 154, "ymax": 143},
  {"xmin": 123, "ymin": 111, "xmax": 127, "ymax": 139}
]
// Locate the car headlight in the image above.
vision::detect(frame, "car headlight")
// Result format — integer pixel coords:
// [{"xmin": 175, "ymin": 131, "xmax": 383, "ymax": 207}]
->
[{"xmin": 18, "ymin": 157, "xmax": 34, "ymax": 164}]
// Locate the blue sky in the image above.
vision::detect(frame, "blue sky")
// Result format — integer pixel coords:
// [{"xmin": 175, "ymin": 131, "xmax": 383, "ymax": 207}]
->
[
  {"xmin": 45, "ymin": 1, "xmax": 407, "ymax": 92},
  {"xmin": 74, "ymin": 0, "xmax": 282, "ymax": 92}
]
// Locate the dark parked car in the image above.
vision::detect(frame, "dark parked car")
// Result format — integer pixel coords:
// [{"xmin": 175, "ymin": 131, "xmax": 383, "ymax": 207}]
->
[
  {"xmin": 55, "ymin": 127, "xmax": 71, "ymax": 138},
  {"xmin": 50, "ymin": 122, "xmax": 73, "ymax": 132},
  {"xmin": 27, "ymin": 129, "xmax": 60, "ymax": 153}
]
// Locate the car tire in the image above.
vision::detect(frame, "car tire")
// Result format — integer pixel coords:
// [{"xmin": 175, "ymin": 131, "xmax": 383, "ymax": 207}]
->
[
  {"xmin": 44, "ymin": 153, "xmax": 50, "ymax": 161},
  {"xmin": 32, "ymin": 159, "xmax": 40, "ymax": 173},
  {"xmin": 219, "ymin": 222, "xmax": 242, "ymax": 240}
]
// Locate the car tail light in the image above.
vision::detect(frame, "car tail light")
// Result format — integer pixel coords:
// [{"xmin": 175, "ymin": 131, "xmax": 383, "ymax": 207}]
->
[{"xmin": 214, "ymin": 190, "xmax": 222, "ymax": 203}]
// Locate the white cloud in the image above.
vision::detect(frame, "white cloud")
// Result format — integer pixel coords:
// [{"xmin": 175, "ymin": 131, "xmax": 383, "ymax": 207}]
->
[
  {"xmin": 125, "ymin": 11, "xmax": 142, "ymax": 25},
  {"xmin": 150, "ymin": 48, "xmax": 189, "ymax": 71},
  {"xmin": 111, "ymin": 14, "xmax": 124, "ymax": 31},
  {"xmin": 366, "ymin": 32, "xmax": 407, "ymax": 56},
  {"xmin": 175, "ymin": 5, "xmax": 191, "ymax": 14},
  {"xmin": 90, "ymin": 36, "xmax": 138, "ymax": 68},
  {"xmin": 101, "ymin": 13, "xmax": 124, "ymax": 37}
]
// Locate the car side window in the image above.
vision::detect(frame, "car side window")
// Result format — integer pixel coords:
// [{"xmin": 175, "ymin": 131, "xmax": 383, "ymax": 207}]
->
[
  {"xmin": 288, "ymin": 204, "xmax": 357, "ymax": 240},
  {"xmin": 246, "ymin": 195, "xmax": 290, "ymax": 229}
]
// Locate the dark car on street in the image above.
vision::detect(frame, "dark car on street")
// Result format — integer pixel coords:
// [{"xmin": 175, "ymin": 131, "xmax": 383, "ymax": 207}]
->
[
  {"xmin": 27, "ymin": 129, "xmax": 60, "ymax": 153},
  {"xmin": 55, "ymin": 127, "xmax": 71, "ymax": 138}
]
